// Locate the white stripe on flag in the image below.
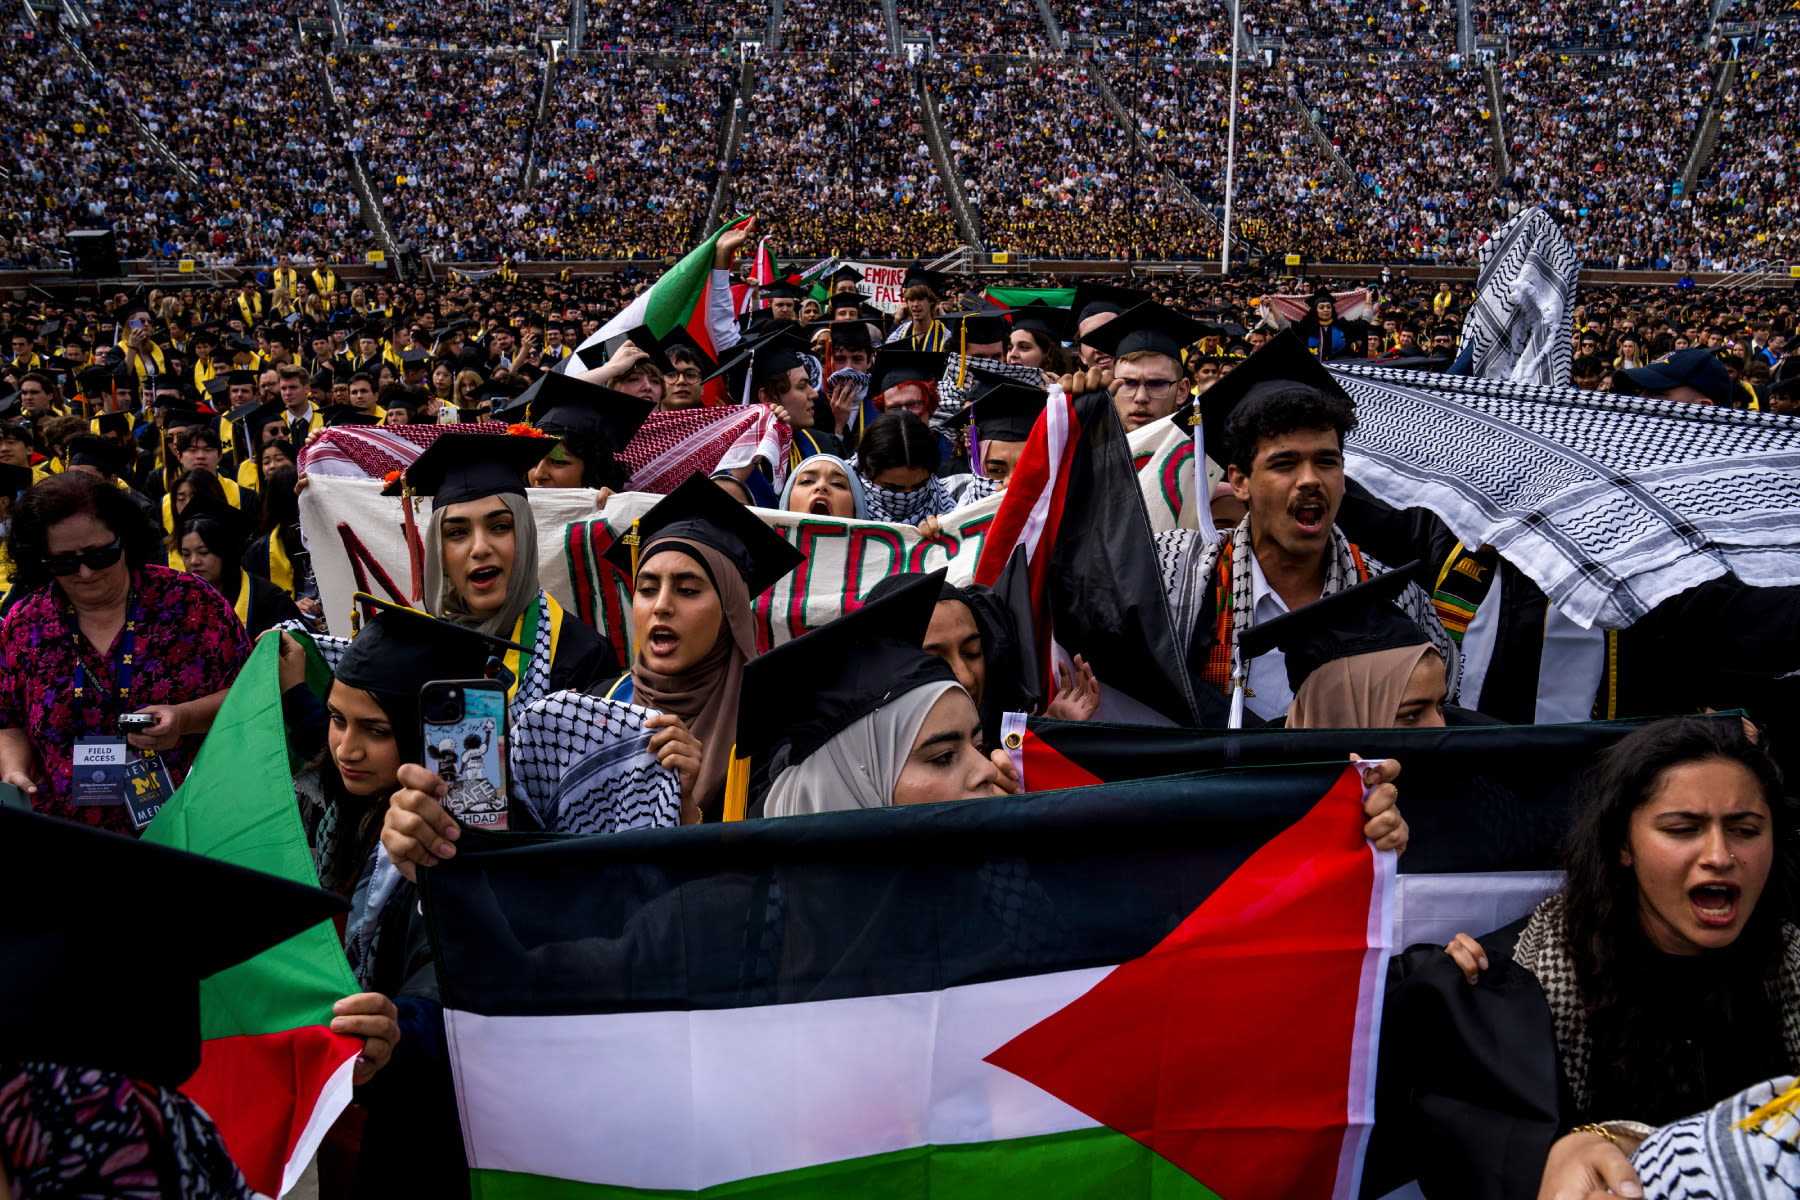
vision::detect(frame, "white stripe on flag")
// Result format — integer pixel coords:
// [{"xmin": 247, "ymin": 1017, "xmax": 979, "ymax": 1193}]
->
[
  {"xmin": 1017, "ymin": 382, "xmax": 1071, "ymax": 563},
  {"xmin": 445, "ymin": 967, "xmax": 1110, "ymax": 1192},
  {"xmin": 1335, "ymin": 844, "xmax": 1398, "ymax": 1200},
  {"xmin": 1393, "ymin": 870, "xmax": 1562, "ymax": 952}
]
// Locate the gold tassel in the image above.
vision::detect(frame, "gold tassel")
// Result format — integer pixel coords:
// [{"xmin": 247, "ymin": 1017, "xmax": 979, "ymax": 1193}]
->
[
  {"xmin": 956, "ymin": 321, "xmax": 968, "ymax": 388},
  {"xmin": 722, "ymin": 746, "xmax": 750, "ymax": 822},
  {"xmin": 625, "ymin": 517, "xmax": 642, "ymax": 578},
  {"xmin": 1736, "ymin": 1079, "xmax": 1800, "ymax": 1136}
]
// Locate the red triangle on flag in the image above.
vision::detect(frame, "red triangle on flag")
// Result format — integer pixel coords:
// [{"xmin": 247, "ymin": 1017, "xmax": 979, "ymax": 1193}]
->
[{"xmin": 985, "ymin": 765, "xmax": 1390, "ymax": 1200}]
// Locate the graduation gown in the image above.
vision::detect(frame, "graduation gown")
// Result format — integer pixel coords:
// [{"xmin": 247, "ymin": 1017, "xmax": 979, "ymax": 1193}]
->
[
  {"xmin": 218, "ymin": 566, "xmax": 303, "ymax": 638},
  {"xmin": 503, "ymin": 592, "xmax": 618, "ymax": 701}
]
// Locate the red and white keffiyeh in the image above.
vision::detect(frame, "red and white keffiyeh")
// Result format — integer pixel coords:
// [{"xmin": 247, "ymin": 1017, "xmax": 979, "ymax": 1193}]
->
[{"xmin": 298, "ymin": 423, "xmax": 513, "ymax": 480}]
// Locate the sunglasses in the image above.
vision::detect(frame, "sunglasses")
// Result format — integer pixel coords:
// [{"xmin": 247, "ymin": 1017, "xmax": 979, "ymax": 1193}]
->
[{"xmin": 44, "ymin": 538, "xmax": 123, "ymax": 576}]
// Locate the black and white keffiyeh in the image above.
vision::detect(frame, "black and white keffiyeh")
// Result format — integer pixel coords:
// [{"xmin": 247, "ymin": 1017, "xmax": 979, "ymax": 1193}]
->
[
  {"xmin": 1457, "ymin": 208, "xmax": 1581, "ymax": 388},
  {"xmin": 1330, "ymin": 364, "xmax": 1800, "ymax": 629},
  {"xmin": 1155, "ymin": 517, "xmax": 1460, "ymax": 700},
  {"xmin": 932, "ymin": 355, "xmax": 1045, "ymax": 433},
  {"xmin": 511, "ymin": 690, "xmax": 680, "ymax": 834},
  {"xmin": 1632, "ymin": 1076, "xmax": 1800, "ymax": 1199},
  {"xmin": 860, "ymin": 472, "xmax": 1001, "ymax": 525}
]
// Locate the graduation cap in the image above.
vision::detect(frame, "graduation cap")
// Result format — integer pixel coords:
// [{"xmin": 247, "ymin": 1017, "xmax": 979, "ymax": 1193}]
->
[
  {"xmin": 825, "ymin": 292, "xmax": 882, "ymax": 320},
  {"xmin": 202, "ymin": 377, "xmax": 232, "ymax": 404},
  {"xmin": 1070, "ymin": 281, "xmax": 1151, "ymax": 325},
  {"xmin": 337, "ymin": 593, "xmax": 526, "ymax": 704},
  {"xmin": 325, "ymin": 405, "xmax": 380, "ymax": 427},
  {"xmin": 831, "ymin": 265, "xmax": 867, "ymax": 287},
  {"xmin": 75, "ymin": 358, "xmax": 133, "ymax": 395},
  {"xmin": 1187, "ymin": 328, "xmax": 1353, "ymax": 464},
  {"xmin": 656, "ymin": 325, "xmax": 718, "ymax": 377},
  {"xmin": 900, "ymin": 264, "xmax": 944, "ymax": 296},
  {"xmin": 732, "ymin": 570, "xmax": 958, "ymax": 810},
  {"xmin": 1079, "ymin": 301, "xmax": 1217, "ymax": 362},
  {"xmin": 938, "ymin": 301, "xmax": 1010, "ymax": 348},
  {"xmin": 1236, "ymin": 565, "xmax": 1428, "ymax": 695},
  {"xmin": 381, "ymin": 389, "xmax": 429, "ymax": 416},
  {"xmin": 1009, "ymin": 300, "xmax": 1071, "ymax": 342},
  {"xmin": 237, "ymin": 398, "xmax": 289, "ymax": 446},
  {"xmin": 62, "ymin": 433, "xmax": 130, "ymax": 477},
  {"xmin": 0, "ymin": 804, "xmax": 347, "ymax": 1085},
  {"xmin": 823, "ymin": 319, "xmax": 874, "ymax": 349},
  {"xmin": 948, "ymin": 378, "xmax": 1049, "ymax": 443},
  {"xmin": 381, "ymin": 432, "xmax": 553, "ymax": 503},
  {"xmin": 160, "ymin": 407, "xmax": 213, "ymax": 434},
  {"xmin": 94, "ymin": 410, "xmax": 133, "ymax": 438},
  {"xmin": 703, "ymin": 324, "xmax": 815, "ymax": 394},
  {"xmin": 528, "ymin": 375, "xmax": 652, "ymax": 451},
  {"xmin": 0, "ymin": 392, "xmax": 18, "ymax": 419},
  {"xmin": 867, "ymin": 347, "xmax": 946, "ymax": 400},
  {"xmin": 398, "ymin": 348, "xmax": 431, "ymax": 370},
  {"xmin": 599, "ymin": 324, "xmax": 673, "ymax": 374},
  {"xmin": 761, "ymin": 280, "xmax": 807, "ymax": 301},
  {"xmin": 0, "ymin": 461, "xmax": 32, "ymax": 497},
  {"xmin": 173, "ymin": 493, "xmax": 250, "ymax": 558},
  {"xmin": 601, "ymin": 471, "xmax": 804, "ymax": 599}
]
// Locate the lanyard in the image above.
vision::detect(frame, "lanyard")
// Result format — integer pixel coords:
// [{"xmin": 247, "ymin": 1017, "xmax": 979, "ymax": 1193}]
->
[{"xmin": 72, "ymin": 593, "xmax": 141, "ymax": 715}]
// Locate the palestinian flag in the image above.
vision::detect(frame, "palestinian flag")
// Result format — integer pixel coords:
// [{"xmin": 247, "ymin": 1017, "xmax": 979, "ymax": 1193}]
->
[
  {"xmin": 425, "ymin": 762, "xmax": 1400, "ymax": 1199},
  {"xmin": 983, "ymin": 285, "xmax": 1078, "ymax": 309},
  {"xmin": 975, "ymin": 382, "xmax": 1207, "ymax": 726},
  {"xmin": 142, "ymin": 636, "xmax": 363, "ymax": 1197},
  {"xmin": 571, "ymin": 215, "xmax": 754, "ymax": 403}
]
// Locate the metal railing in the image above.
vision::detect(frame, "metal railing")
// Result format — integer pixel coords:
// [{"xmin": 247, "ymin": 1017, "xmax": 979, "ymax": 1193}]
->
[
  {"xmin": 61, "ymin": 32, "xmax": 201, "ymax": 190},
  {"xmin": 913, "ymin": 67, "xmax": 986, "ymax": 252},
  {"xmin": 701, "ymin": 59, "xmax": 753, "ymax": 238},
  {"xmin": 522, "ymin": 53, "xmax": 556, "ymax": 197},
  {"xmin": 1483, "ymin": 61, "xmax": 1511, "ymax": 180},
  {"xmin": 1679, "ymin": 56, "xmax": 1738, "ymax": 199}
]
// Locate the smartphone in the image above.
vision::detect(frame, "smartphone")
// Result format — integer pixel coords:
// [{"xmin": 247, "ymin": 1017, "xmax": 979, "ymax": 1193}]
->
[
  {"xmin": 117, "ymin": 712, "xmax": 158, "ymax": 731},
  {"xmin": 420, "ymin": 679, "xmax": 509, "ymax": 831},
  {"xmin": 128, "ymin": 314, "xmax": 150, "ymax": 333}
]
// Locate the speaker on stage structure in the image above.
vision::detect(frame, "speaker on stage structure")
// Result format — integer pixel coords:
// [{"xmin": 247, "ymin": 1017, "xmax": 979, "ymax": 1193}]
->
[{"xmin": 67, "ymin": 230, "xmax": 121, "ymax": 279}]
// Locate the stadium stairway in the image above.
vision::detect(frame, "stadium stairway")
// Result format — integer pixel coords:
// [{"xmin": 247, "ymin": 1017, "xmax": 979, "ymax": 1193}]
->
[
  {"xmin": 1288, "ymin": 67, "xmax": 1371, "ymax": 200},
  {"xmin": 1483, "ymin": 61, "xmax": 1511, "ymax": 180},
  {"xmin": 57, "ymin": 29, "xmax": 200, "ymax": 191},
  {"xmin": 881, "ymin": 0, "xmax": 902, "ymax": 55},
  {"xmin": 913, "ymin": 66, "xmax": 985, "ymax": 252},
  {"xmin": 1088, "ymin": 64, "xmax": 1238, "ymax": 252},
  {"xmin": 701, "ymin": 59, "xmax": 755, "ymax": 239},
  {"xmin": 1679, "ymin": 55, "xmax": 1738, "ymax": 202},
  {"xmin": 521, "ymin": 53, "xmax": 557, "ymax": 197},
  {"xmin": 318, "ymin": 55, "xmax": 405, "ymax": 274}
]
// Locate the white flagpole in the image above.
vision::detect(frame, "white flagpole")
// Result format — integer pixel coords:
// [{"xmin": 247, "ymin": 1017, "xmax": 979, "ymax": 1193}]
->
[{"xmin": 1221, "ymin": 0, "xmax": 1241, "ymax": 276}]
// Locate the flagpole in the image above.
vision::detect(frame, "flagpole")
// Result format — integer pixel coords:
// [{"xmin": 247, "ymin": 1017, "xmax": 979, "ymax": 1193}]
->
[{"xmin": 1221, "ymin": 0, "xmax": 1240, "ymax": 277}]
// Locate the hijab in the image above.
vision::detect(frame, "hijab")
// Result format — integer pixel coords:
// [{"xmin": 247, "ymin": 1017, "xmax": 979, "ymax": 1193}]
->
[
  {"xmin": 630, "ymin": 539, "xmax": 755, "ymax": 822},
  {"xmin": 424, "ymin": 491, "xmax": 541, "ymax": 638},
  {"xmin": 764, "ymin": 679, "xmax": 962, "ymax": 817},
  {"xmin": 779, "ymin": 453, "xmax": 870, "ymax": 520},
  {"xmin": 1286, "ymin": 644, "xmax": 1436, "ymax": 729}
]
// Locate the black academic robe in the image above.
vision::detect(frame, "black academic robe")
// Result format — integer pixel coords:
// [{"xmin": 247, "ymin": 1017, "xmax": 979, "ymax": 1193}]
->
[
  {"xmin": 242, "ymin": 569, "xmax": 303, "ymax": 639},
  {"xmin": 542, "ymin": 607, "xmax": 619, "ymax": 694}
]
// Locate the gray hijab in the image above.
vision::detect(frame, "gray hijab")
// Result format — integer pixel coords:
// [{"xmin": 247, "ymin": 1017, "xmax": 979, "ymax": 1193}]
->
[
  {"xmin": 423, "ymin": 491, "xmax": 541, "ymax": 637},
  {"xmin": 780, "ymin": 453, "xmax": 870, "ymax": 520},
  {"xmin": 765, "ymin": 680, "xmax": 962, "ymax": 817}
]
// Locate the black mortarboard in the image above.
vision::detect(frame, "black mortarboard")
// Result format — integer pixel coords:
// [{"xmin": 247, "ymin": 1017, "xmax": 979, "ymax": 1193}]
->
[
  {"xmin": 75, "ymin": 358, "xmax": 133, "ymax": 395},
  {"xmin": 94, "ymin": 410, "xmax": 132, "ymax": 438},
  {"xmin": 324, "ymin": 405, "xmax": 380, "ymax": 427},
  {"xmin": 381, "ymin": 389, "xmax": 428, "ymax": 415},
  {"xmin": 309, "ymin": 367, "xmax": 336, "ymax": 390},
  {"xmin": 703, "ymin": 324, "xmax": 814, "ymax": 393},
  {"xmin": 381, "ymin": 432, "xmax": 553, "ymax": 503},
  {"xmin": 336, "ymin": 594, "xmax": 526, "ymax": 705},
  {"xmin": 733, "ymin": 570, "xmax": 957, "ymax": 800},
  {"xmin": 173, "ymin": 493, "xmax": 250, "ymax": 559},
  {"xmin": 1070, "ymin": 281, "xmax": 1151, "ymax": 325},
  {"xmin": 529, "ymin": 375, "xmax": 652, "ymax": 451},
  {"xmin": 600, "ymin": 324, "xmax": 674, "ymax": 374},
  {"xmin": 1188, "ymin": 327, "xmax": 1354, "ymax": 465},
  {"xmin": 831, "ymin": 265, "xmax": 867, "ymax": 286},
  {"xmin": 239, "ymin": 398, "xmax": 288, "ymax": 445},
  {"xmin": 656, "ymin": 326, "xmax": 718, "ymax": 376},
  {"xmin": 955, "ymin": 379, "xmax": 1049, "ymax": 443},
  {"xmin": 938, "ymin": 302, "xmax": 1010, "ymax": 347},
  {"xmin": 826, "ymin": 292, "xmax": 882, "ymax": 320},
  {"xmin": 399, "ymin": 348, "xmax": 431, "ymax": 368},
  {"xmin": 226, "ymin": 368, "xmax": 256, "ymax": 387},
  {"xmin": 825, "ymin": 319, "xmax": 874, "ymax": 349},
  {"xmin": 867, "ymin": 348, "xmax": 946, "ymax": 400},
  {"xmin": 0, "ymin": 804, "xmax": 346, "ymax": 1085},
  {"xmin": 601, "ymin": 472, "xmax": 804, "ymax": 599},
  {"xmin": 161, "ymin": 408, "xmax": 211, "ymax": 433},
  {"xmin": 64, "ymin": 433, "xmax": 130, "ymax": 476},
  {"xmin": 1236, "ymin": 565, "xmax": 1429, "ymax": 694},
  {"xmin": 0, "ymin": 461, "xmax": 32, "ymax": 496},
  {"xmin": 203, "ymin": 377, "xmax": 232, "ymax": 403},
  {"xmin": 0, "ymin": 392, "xmax": 17, "ymax": 418},
  {"xmin": 761, "ymin": 280, "xmax": 806, "ymax": 301},
  {"xmin": 900, "ymin": 264, "xmax": 944, "ymax": 295},
  {"xmin": 1009, "ymin": 300, "xmax": 1071, "ymax": 341},
  {"xmin": 1079, "ymin": 301, "xmax": 1217, "ymax": 362}
]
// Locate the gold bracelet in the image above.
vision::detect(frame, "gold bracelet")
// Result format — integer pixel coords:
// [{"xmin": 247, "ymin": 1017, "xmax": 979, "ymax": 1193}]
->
[{"xmin": 1569, "ymin": 1123, "xmax": 1619, "ymax": 1147}]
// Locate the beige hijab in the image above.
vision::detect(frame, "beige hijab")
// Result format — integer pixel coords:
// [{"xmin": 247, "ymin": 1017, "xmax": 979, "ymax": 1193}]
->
[
  {"xmin": 765, "ymin": 680, "xmax": 963, "ymax": 818},
  {"xmin": 1287, "ymin": 645, "xmax": 1436, "ymax": 729},
  {"xmin": 423, "ymin": 492, "xmax": 541, "ymax": 638},
  {"xmin": 630, "ymin": 540, "xmax": 755, "ymax": 823}
]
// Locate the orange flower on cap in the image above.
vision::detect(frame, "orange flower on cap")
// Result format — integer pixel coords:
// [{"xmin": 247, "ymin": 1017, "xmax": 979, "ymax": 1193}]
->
[
  {"xmin": 382, "ymin": 469, "xmax": 402, "ymax": 487},
  {"xmin": 507, "ymin": 423, "xmax": 547, "ymax": 438}
]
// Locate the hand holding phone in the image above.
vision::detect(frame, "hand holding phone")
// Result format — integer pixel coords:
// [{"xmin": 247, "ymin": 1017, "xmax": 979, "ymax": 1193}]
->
[
  {"xmin": 117, "ymin": 711, "xmax": 158, "ymax": 731},
  {"xmin": 420, "ymin": 680, "xmax": 509, "ymax": 831}
]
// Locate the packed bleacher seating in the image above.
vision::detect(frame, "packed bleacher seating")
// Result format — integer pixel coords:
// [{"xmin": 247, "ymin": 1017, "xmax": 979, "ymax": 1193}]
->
[
  {"xmin": 899, "ymin": 0, "xmax": 1054, "ymax": 56},
  {"xmin": 780, "ymin": 0, "xmax": 886, "ymax": 51},
  {"xmin": 732, "ymin": 58, "xmax": 959, "ymax": 256},
  {"xmin": 585, "ymin": 0, "xmax": 762, "ymax": 51},
  {"xmin": 1690, "ymin": 35, "xmax": 1800, "ymax": 267},
  {"xmin": 1472, "ymin": 0, "xmax": 1715, "ymax": 48},
  {"xmin": 340, "ymin": 0, "xmax": 570, "ymax": 47},
  {"xmin": 532, "ymin": 57, "xmax": 731, "ymax": 258}
]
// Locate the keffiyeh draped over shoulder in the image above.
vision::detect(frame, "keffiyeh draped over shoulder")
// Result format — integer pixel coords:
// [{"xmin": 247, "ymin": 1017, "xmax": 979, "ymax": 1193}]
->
[{"xmin": 1456, "ymin": 208, "xmax": 1580, "ymax": 387}]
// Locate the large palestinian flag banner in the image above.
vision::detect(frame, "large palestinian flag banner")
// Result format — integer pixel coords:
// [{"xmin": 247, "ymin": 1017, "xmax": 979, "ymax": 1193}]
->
[{"xmin": 425, "ymin": 762, "xmax": 1411, "ymax": 1199}]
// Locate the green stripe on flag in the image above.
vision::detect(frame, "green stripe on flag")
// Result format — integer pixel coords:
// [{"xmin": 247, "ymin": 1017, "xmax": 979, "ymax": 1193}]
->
[
  {"xmin": 645, "ymin": 215, "xmax": 750, "ymax": 338},
  {"xmin": 470, "ymin": 1128, "xmax": 1222, "ymax": 1200},
  {"xmin": 142, "ymin": 635, "xmax": 359, "ymax": 1040},
  {"xmin": 984, "ymin": 286, "xmax": 1077, "ymax": 309}
]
